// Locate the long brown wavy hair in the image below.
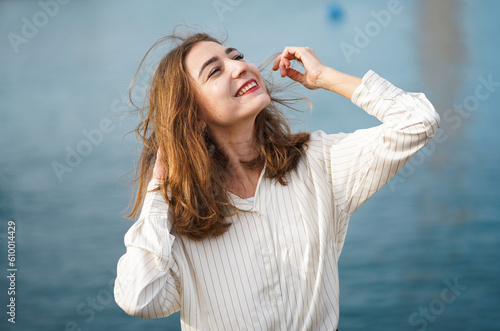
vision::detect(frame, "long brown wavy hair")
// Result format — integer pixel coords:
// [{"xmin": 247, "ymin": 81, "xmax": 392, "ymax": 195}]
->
[{"xmin": 126, "ymin": 31, "xmax": 311, "ymax": 241}]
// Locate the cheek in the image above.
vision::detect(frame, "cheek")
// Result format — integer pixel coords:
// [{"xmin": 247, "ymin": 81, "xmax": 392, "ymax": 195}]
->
[
  {"xmin": 196, "ymin": 92, "xmax": 227, "ymax": 123},
  {"xmin": 248, "ymin": 65, "xmax": 268, "ymax": 93},
  {"xmin": 193, "ymin": 91, "xmax": 215, "ymax": 123},
  {"xmin": 203, "ymin": 81, "xmax": 229, "ymax": 105},
  {"xmin": 197, "ymin": 82, "xmax": 224, "ymax": 104},
  {"xmin": 206, "ymin": 87, "xmax": 228, "ymax": 112}
]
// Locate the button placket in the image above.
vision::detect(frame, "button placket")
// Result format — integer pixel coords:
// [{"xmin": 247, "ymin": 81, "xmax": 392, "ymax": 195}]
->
[
  {"xmin": 273, "ymin": 287, "xmax": 280, "ymax": 298},
  {"xmin": 272, "ymin": 286, "xmax": 286, "ymax": 331},
  {"xmin": 258, "ymin": 211, "xmax": 282, "ymax": 327}
]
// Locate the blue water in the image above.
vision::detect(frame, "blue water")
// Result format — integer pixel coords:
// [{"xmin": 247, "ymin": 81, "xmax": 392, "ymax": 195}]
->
[{"xmin": 1, "ymin": 0, "xmax": 499, "ymax": 330}]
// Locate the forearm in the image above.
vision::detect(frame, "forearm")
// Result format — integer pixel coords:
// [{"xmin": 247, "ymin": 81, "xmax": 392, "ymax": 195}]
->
[{"xmin": 317, "ymin": 67, "xmax": 362, "ymax": 100}]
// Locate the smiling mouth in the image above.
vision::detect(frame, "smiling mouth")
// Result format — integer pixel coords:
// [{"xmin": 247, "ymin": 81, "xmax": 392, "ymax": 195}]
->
[{"xmin": 235, "ymin": 79, "xmax": 259, "ymax": 97}]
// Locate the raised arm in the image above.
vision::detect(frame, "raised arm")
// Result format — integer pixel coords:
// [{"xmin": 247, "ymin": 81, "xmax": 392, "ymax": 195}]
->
[
  {"xmin": 274, "ymin": 46, "xmax": 440, "ymax": 214},
  {"xmin": 114, "ymin": 176, "xmax": 181, "ymax": 318},
  {"xmin": 304, "ymin": 70, "xmax": 441, "ymax": 222}
]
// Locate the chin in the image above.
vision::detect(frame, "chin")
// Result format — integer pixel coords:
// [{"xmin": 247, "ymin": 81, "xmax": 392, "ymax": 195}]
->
[{"xmin": 243, "ymin": 91, "xmax": 271, "ymax": 117}]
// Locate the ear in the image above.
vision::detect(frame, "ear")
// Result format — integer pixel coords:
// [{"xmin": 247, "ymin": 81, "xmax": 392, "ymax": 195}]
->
[{"xmin": 198, "ymin": 119, "xmax": 207, "ymax": 131}]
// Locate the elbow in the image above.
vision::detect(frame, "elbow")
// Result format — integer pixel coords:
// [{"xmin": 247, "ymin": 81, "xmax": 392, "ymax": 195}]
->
[
  {"xmin": 430, "ymin": 107, "xmax": 441, "ymax": 138},
  {"xmin": 427, "ymin": 95, "xmax": 441, "ymax": 130},
  {"xmin": 114, "ymin": 281, "xmax": 144, "ymax": 318},
  {"xmin": 417, "ymin": 93, "xmax": 440, "ymax": 138},
  {"xmin": 433, "ymin": 110, "xmax": 441, "ymax": 128},
  {"xmin": 114, "ymin": 281, "xmax": 166, "ymax": 319},
  {"xmin": 114, "ymin": 285, "xmax": 133, "ymax": 317},
  {"xmin": 114, "ymin": 295, "xmax": 147, "ymax": 318},
  {"xmin": 425, "ymin": 108, "xmax": 441, "ymax": 138}
]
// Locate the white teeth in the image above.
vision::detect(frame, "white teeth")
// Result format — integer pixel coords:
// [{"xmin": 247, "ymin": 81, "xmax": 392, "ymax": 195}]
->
[{"xmin": 237, "ymin": 81, "xmax": 257, "ymax": 96}]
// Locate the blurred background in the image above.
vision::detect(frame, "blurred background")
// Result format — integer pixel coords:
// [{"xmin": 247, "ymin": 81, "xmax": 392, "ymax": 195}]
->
[{"xmin": 1, "ymin": 0, "xmax": 499, "ymax": 330}]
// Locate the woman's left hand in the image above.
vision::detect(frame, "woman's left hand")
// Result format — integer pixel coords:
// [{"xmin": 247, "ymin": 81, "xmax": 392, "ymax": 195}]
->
[{"xmin": 272, "ymin": 46, "xmax": 327, "ymax": 90}]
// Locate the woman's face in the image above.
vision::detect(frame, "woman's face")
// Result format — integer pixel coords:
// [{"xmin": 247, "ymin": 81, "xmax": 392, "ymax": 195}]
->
[{"xmin": 185, "ymin": 41, "xmax": 271, "ymax": 132}]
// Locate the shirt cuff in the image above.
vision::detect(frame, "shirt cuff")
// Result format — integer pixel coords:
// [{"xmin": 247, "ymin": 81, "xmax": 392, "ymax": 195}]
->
[
  {"xmin": 139, "ymin": 179, "xmax": 172, "ymax": 232},
  {"xmin": 351, "ymin": 70, "xmax": 405, "ymax": 114},
  {"xmin": 148, "ymin": 178, "xmax": 163, "ymax": 191}
]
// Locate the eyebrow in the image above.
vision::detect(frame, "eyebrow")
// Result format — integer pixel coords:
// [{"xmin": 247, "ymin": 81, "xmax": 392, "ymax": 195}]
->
[{"xmin": 198, "ymin": 47, "xmax": 239, "ymax": 79}]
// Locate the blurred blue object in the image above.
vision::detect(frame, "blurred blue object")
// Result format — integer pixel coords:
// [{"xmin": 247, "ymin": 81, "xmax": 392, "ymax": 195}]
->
[{"xmin": 327, "ymin": 2, "xmax": 345, "ymax": 22}]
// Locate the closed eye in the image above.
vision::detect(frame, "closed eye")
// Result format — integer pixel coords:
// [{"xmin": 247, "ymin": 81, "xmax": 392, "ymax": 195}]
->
[
  {"xmin": 208, "ymin": 67, "xmax": 220, "ymax": 78},
  {"xmin": 207, "ymin": 53, "xmax": 244, "ymax": 79}
]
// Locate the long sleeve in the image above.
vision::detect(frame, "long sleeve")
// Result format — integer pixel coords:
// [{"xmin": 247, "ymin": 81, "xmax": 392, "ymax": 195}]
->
[
  {"xmin": 311, "ymin": 70, "xmax": 440, "ymax": 216},
  {"xmin": 114, "ymin": 179, "xmax": 181, "ymax": 318}
]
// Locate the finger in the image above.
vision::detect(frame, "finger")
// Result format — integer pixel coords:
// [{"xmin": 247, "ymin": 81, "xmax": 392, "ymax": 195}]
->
[
  {"xmin": 281, "ymin": 59, "xmax": 292, "ymax": 77},
  {"xmin": 272, "ymin": 51, "xmax": 292, "ymax": 72},
  {"xmin": 272, "ymin": 46, "xmax": 299, "ymax": 70},
  {"xmin": 281, "ymin": 47, "xmax": 300, "ymax": 63},
  {"xmin": 273, "ymin": 47, "xmax": 301, "ymax": 74},
  {"xmin": 282, "ymin": 56, "xmax": 295, "ymax": 76},
  {"xmin": 285, "ymin": 68, "xmax": 304, "ymax": 84},
  {"xmin": 283, "ymin": 47, "xmax": 321, "ymax": 72},
  {"xmin": 272, "ymin": 54, "xmax": 281, "ymax": 71},
  {"xmin": 279, "ymin": 58, "xmax": 287, "ymax": 77},
  {"xmin": 284, "ymin": 57, "xmax": 291, "ymax": 67},
  {"xmin": 272, "ymin": 55, "xmax": 287, "ymax": 75}
]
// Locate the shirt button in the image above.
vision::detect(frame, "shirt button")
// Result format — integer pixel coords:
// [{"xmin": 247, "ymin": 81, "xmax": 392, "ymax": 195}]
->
[{"xmin": 263, "ymin": 248, "xmax": 272, "ymax": 256}]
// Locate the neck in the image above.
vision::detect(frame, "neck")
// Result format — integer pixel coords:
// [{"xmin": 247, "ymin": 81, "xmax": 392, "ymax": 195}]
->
[
  {"xmin": 210, "ymin": 120, "xmax": 258, "ymax": 165},
  {"xmin": 209, "ymin": 122, "xmax": 263, "ymax": 198}
]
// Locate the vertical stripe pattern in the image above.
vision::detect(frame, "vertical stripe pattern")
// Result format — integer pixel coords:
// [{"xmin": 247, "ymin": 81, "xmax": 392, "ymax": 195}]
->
[{"xmin": 114, "ymin": 70, "xmax": 440, "ymax": 330}]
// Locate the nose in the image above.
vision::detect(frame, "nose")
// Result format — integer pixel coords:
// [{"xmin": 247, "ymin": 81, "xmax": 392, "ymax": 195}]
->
[{"xmin": 230, "ymin": 59, "xmax": 248, "ymax": 79}]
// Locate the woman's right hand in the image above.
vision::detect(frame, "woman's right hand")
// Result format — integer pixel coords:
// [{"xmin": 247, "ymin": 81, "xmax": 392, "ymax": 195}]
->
[{"xmin": 272, "ymin": 46, "xmax": 327, "ymax": 90}]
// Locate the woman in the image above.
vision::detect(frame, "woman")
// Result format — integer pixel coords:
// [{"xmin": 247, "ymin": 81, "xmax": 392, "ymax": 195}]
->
[{"xmin": 114, "ymin": 32, "xmax": 440, "ymax": 330}]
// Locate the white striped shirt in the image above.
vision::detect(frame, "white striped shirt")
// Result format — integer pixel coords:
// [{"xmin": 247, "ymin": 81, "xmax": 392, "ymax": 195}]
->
[{"xmin": 114, "ymin": 70, "xmax": 440, "ymax": 330}]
